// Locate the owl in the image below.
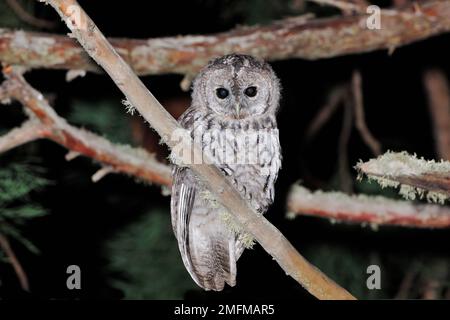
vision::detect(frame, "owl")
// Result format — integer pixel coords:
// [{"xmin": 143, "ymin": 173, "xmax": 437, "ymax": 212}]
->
[{"xmin": 170, "ymin": 54, "xmax": 282, "ymax": 291}]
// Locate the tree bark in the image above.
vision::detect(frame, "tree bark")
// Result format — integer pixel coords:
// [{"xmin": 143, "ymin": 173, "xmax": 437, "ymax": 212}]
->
[
  {"xmin": 288, "ymin": 185, "xmax": 450, "ymax": 228},
  {"xmin": 0, "ymin": 1, "xmax": 449, "ymax": 76}
]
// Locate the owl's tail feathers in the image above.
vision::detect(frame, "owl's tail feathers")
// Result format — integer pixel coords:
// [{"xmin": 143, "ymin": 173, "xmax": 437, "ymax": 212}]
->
[
  {"xmin": 171, "ymin": 177, "xmax": 238, "ymax": 291},
  {"xmin": 186, "ymin": 235, "xmax": 238, "ymax": 291}
]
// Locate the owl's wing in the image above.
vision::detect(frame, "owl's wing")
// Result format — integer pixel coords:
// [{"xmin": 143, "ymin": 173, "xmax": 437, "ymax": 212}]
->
[
  {"xmin": 171, "ymin": 107, "xmax": 242, "ymax": 291},
  {"xmin": 170, "ymin": 167, "xmax": 201, "ymax": 286},
  {"xmin": 171, "ymin": 166, "xmax": 240, "ymax": 291}
]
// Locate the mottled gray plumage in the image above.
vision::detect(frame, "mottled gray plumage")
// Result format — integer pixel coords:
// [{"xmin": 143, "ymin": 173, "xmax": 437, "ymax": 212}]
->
[{"xmin": 170, "ymin": 54, "xmax": 282, "ymax": 291}]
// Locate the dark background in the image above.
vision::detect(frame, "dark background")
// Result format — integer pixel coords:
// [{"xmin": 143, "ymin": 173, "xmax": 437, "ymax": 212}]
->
[{"xmin": 0, "ymin": 0, "xmax": 449, "ymax": 300}]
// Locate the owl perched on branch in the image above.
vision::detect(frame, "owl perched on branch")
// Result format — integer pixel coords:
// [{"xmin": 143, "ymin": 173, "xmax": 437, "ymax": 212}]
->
[{"xmin": 170, "ymin": 54, "xmax": 282, "ymax": 291}]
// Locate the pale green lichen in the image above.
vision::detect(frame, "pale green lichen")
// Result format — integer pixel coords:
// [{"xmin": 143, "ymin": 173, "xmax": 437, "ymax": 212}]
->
[
  {"xmin": 219, "ymin": 211, "xmax": 255, "ymax": 249},
  {"xmin": 427, "ymin": 192, "xmax": 448, "ymax": 204},
  {"xmin": 199, "ymin": 190, "xmax": 220, "ymax": 209},
  {"xmin": 160, "ymin": 185, "xmax": 171, "ymax": 197},
  {"xmin": 399, "ymin": 184, "xmax": 418, "ymax": 201},
  {"xmin": 200, "ymin": 189, "xmax": 255, "ymax": 249},
  {"xmin": 122, "ymin": 99, "xmax": 136, "ymax": 115},
  {"xmin": 168, "ymin": 150, "xmax": 188, "ymax": 168},
  {"xmin": 285, "ymin": 211, "xmax": 296, "ymax": 220},
  {"xmin": 356, "ymin": 151, "xmax": 450, "ymax": 204},
  {"xmin": 357, "ymin": 151, "xmax": 450, "ymax": 176},
  {"xmin": 366, "ymin": 175, "xmax": 400, "ymax": 189}
]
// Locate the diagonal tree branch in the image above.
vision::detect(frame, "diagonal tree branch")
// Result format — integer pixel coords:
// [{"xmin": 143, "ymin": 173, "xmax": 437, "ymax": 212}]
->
[
  {"xmin": 0, "ymin": 1, "xmax": 449, "ymax": 76},
  {"xmin": 288, "ymin": 185, "xmax": 450, "ymax": 228},
  {"xmin": 39, "ymin": 0, "xmax": 355, "ymax": 299},
  {"xmin": 0, "ymin": 68, "xmax": 172, "ymax": 187}
]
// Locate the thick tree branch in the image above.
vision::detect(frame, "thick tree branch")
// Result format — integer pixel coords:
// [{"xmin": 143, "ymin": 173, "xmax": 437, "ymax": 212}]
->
[
  {"xmin": 40, "ymin": 0, "xmax": 355, "ymax": 299},
  {"xmin": 0, "ymin": 1, "xmax": 449, "ymax": 76},
  {"xmin": 0, "ymin": 68, "xmax": 172, "ymax": 187},
  {"xmin": 356, "ymin": 151, "xmax": 450, "ymax": 203},
  {"xmin": 288, "ymin": 185, "xmax": 450, "ymax": 228}
]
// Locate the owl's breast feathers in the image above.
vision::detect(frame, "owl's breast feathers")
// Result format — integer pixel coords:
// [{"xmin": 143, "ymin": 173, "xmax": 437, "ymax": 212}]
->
[{"xmin": 171, "ymin": 107, "xmax": 281, "ymax": 290}]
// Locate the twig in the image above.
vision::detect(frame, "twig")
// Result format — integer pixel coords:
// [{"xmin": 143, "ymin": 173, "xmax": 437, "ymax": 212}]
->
[
  {"xmin": 40, "ymin": 0, "xmax": 355, "ymax": 299},
  {"xmin": 338, "ymin": 94, "xmax": 354, "ymax": 193},
  {"xmin": 352, "ymin": 71, "xmax": 382, "ymax": 156},
  {"xmin": 423, "ymin": 69, "xmax": 450, "ymax": 161},
  {"xmin": 395, "ymin": 262, "xmax": 420, "ymax": 299},
  {"xmin": 287, "ymin": 185, "xmax": 450, "ymax": 228},
  {"xmin": 6, "ymin": 0, "xmax": 57, "ymax": 29},
  {"xmin": 1, "ymin": 1, "xmax": 450, "ymax": 75},
  {"xmin": 356, "ymin": 151, "xmax": 450, "ymax": 203},
  {"xmin": 0, "ymin": 69, "xmax": 172, "ymax": 187},
  {"xmin": 0, "ymin": 233, "xmax": 30, "ymax": 292},
  {"xmin": 305, "ymin": 85, "xmax": 347, "ymax": 142}
]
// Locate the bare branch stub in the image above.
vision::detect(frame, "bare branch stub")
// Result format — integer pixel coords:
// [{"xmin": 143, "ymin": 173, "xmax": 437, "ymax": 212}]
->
[
  {"xmin": 288, "ymin": 185, "xmax": 450, "ymax": 228},
  {"xmin": 1, "ymin": 1, "xmax": 450, "ymax": 75},
  {"xmin": 39, "ymin": 0, "xmax": 356, "ymax": 299}
]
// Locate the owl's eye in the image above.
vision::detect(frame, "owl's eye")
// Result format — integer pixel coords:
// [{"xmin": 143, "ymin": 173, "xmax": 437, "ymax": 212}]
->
[
  {"xmin": 244, "ymin": 86, "xmax": 257, "ymax": 97},
  {"xmin": 216, "ymin": 88, "xmax": 229, "ymax": 99}
]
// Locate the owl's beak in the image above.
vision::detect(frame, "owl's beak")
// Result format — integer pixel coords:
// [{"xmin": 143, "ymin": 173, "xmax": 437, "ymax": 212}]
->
[{"xmin": 235, "ymin": 103, "xmax": 241, "ymax": 118}]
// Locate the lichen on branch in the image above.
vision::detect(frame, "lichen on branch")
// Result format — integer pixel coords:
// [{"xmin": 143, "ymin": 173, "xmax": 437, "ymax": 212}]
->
[{"xmin": 355, "ymin": 151, "xmax": 450, "ymax": 203}]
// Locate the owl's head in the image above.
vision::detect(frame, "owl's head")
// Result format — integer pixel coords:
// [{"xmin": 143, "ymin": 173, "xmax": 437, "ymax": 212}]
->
[{"xmin": 191, "ymin": 54, "xmax": 281, "ymax": 119}]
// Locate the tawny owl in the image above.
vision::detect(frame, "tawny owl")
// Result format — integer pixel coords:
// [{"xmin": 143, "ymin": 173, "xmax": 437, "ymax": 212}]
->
[{"xmin": 170, "ymin": 54, "xmax": 282, "ymax": 291}]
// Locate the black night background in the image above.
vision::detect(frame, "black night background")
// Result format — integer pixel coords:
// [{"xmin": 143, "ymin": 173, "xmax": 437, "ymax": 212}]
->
[{"xmin": 0, "ymin": 0, "xmax": 449, "ymax": 301}]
